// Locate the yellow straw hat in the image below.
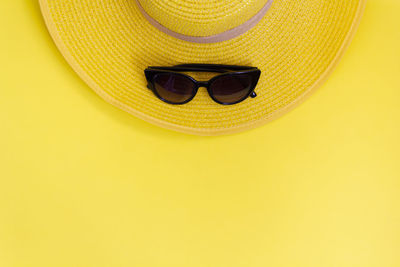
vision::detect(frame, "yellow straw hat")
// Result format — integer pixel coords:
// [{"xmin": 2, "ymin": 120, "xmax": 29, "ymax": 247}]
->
[{"xmin": 39, "ymin": 0, "xmax": 366, "ymax": 135}]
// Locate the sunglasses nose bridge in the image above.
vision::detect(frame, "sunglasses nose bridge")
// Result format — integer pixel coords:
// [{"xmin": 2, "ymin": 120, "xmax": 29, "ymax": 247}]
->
[{"xmin": 197, "ymin": 81, "xmax": 209, "ymax": 88}]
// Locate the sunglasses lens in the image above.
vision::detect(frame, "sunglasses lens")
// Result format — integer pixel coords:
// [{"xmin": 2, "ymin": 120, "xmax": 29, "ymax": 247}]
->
[
  {"xmin": 154, "ymin": 73, "xmax": 196, "ymax": 104},
  {"xmin": 210, "ymin": 73, "xmax": 254, "ymax": 104}
]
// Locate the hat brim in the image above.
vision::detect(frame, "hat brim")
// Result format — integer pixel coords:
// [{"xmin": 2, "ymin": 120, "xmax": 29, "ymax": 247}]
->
[{"xmin": 39, "ymin": 0, "xmax": 366, "ymax": 135}]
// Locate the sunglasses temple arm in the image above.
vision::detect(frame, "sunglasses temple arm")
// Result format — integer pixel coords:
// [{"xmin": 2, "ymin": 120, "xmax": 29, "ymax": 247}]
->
[
  {"xmin": 174, "ymin": 64, "xmax": 257, "ymax": 71},
  {"xmin": 148, "ymin": 66, "xmax": 228, "ymax": 73},
  {"xmin": 148, "ymin": 64, "xmax": 258, "ymax": 73}
]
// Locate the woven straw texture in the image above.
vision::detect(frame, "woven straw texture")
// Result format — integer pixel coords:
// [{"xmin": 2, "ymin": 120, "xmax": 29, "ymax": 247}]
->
[{"xmin": 39, "ymin": 0, "xmax": 366, "ymax": 135}]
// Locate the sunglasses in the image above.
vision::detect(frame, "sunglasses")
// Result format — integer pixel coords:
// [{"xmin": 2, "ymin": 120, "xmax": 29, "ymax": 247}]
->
[{"xmin": 144, "ymin": 64, "xmax": 261, "ymax": 105}]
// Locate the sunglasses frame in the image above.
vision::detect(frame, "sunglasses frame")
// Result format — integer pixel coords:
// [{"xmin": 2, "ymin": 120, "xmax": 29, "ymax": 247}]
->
[{"xmin": 144, "ymin": 64, "xmax": 261, "ymax": 105}]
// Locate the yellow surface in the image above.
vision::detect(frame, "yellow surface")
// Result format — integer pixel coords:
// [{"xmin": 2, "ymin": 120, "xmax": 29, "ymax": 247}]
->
[{"xmin": 0, "ymin": 0, "xmax": 399, "ymax": 266}]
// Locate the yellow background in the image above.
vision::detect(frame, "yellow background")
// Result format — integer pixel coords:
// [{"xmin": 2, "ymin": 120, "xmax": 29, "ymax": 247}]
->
[{"xmin": 0, "ymin": 0, "xmax": 399, "ymax": 266}]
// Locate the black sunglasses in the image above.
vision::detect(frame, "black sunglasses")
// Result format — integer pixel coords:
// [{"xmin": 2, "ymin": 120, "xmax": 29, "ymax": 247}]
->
[{"xmin": 144, "ymin": 64, "xmax": 261, "ymax": 105}]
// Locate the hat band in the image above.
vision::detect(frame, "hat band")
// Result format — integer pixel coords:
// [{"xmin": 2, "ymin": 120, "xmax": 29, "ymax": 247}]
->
[{"xmin": 135, "ymin": 0, "xmax": 273, "ymax": 44}]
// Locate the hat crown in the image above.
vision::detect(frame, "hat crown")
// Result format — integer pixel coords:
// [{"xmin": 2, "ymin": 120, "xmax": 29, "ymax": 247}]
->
[{"xmin": 137, "ymin": 0, "xmax": 270, "ymax": 37}]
